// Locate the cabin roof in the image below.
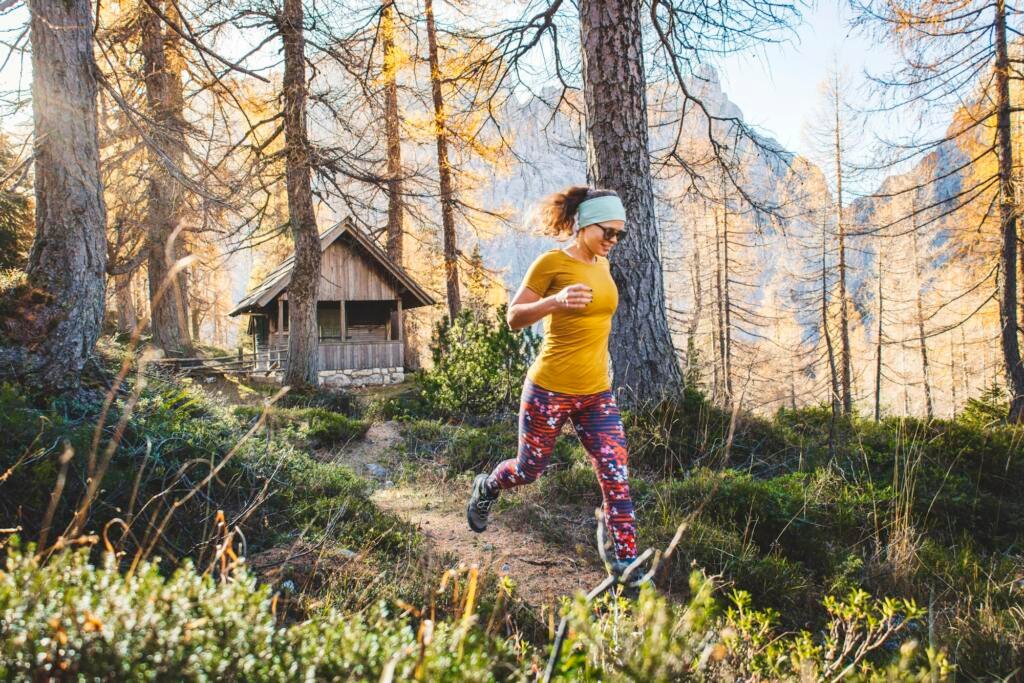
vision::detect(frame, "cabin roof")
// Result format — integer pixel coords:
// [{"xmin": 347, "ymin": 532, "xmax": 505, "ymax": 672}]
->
[{"xmin": 228, "ymin": 217, "xmax": 436, "ymax": 316}]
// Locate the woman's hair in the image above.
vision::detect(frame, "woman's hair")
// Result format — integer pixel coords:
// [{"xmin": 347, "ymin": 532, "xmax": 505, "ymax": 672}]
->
[{"xmin": 530, "ymin": 186, "xmax": 620, "ymax": 239}]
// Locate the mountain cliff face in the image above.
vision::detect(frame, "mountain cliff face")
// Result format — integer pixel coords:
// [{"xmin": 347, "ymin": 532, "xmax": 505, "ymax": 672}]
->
[{"xmin": 473, "ymin": 69, "xmax": 804, "ymax": 296}]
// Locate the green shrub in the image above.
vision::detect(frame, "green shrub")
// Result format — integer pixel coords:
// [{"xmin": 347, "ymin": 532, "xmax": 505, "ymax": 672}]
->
[
  {"xmin": 556, "ymin": 572, "xmax": 949, "ymax": 681},
  {"xmin": 0, "ymin": 542, "xmax": 950, "ymax": 681},
  {"xmin": 0, "ymin": 541, "xmax": 529, "ymax": 681},
  {"xmin": 417, "ymin": 306, "xmax": 540, "ymax": 419},
  {"xmin": 957, "ymin": 383, "xmax": 1010, "ymax": 429}
]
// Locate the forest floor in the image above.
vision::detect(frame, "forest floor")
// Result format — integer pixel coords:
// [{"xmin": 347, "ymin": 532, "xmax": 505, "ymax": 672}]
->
[{"xmin": 316, "ymin": 419, "xmax": 606, "ymax": 611}]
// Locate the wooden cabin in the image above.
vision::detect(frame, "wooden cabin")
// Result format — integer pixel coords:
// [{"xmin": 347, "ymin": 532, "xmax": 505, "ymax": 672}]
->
[{"xmin": 229, "ymin": 217, "xmax": 435, "ymax": 387}]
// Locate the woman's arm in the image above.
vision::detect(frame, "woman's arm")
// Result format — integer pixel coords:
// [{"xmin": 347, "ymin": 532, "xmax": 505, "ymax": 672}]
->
[{"xmin": 506, "ymin": 282, "xmax": 593, "ymax": 330}]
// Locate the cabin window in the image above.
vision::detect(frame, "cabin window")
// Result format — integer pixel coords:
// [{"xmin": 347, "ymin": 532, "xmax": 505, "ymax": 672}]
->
[
  {"xmin": 317, "ymin": 302, "xmax": 342, "ymax": 340},
  {"xmin": 345, "ymin": 301, "xmax": 393, "ymax": 341}
]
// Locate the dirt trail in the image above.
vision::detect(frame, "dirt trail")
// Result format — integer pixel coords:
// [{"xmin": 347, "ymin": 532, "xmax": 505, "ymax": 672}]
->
[{"xmin": 330, "ymin": 421, "xmax": 605, "ymax": 609}]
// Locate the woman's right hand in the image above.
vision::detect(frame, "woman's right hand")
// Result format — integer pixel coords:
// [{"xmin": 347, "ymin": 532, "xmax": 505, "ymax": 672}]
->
[{"xmin": 552, "ymin": 284, "xmax": 593, "ymax": 310}]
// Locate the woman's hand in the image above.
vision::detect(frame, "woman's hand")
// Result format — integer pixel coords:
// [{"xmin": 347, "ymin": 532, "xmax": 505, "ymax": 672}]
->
[
  {"xmin": 507, "ymin": 283, "xmax": 592, "ymax": 329},
  {"xmin": 552, "ymin": 283, "xmax": 593, "ymax": 310}
]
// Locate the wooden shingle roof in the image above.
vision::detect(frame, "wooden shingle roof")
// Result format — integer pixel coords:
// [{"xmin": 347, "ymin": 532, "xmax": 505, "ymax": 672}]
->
[{"xmin": 229, "ymin": 217, "xmax": 436, "ymax": 316}]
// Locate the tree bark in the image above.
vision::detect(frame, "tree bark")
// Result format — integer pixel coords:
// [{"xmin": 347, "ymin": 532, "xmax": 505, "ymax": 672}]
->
[
  {"xmin": 994, "ymin": 0, "xmax": 1024, "ymax": 422},
  {"xmin": 383, "ymin": 0, "xmax": 404, "ymax": 264},
  {"xmin": 8, "ymin": 0, "xmax": 108, "ymax": 393},
  {"xmin": 114, "ymin": 272, "xmax": 138, "ymax": 334},
  {"xmin": 424, "ymin": 0, "xmax": 461, "ymax": 319},
  {"xmin": 874, "ymin": 255, "xmax": 883, "ymax": 421},
  {"xmin": 684, "ymin": 248, "xmax": 702, "ymax": 387},
  {"xmin": 911, "ymin": 223, "xmax": 934, "ymax": 420},
  {"xmin": 140, "ymin": 1, "xmax": 193, "ymax": 356},
  {"xmin": 714, "ymin": 206, "xmax": 725, "ymax": 401},
  {"xmin": 280, "ymin": 0, "xmax": 321, "ymax": 388},
  {"xmin": 822, "ymin": 229, "xmax": 840, "ymax": 457},
  {"xmin": 579, "ymin": 0, "xmax": 681, "ymax": 406},
  {"xmin": 833, "ymin": 86, "xmax": 853, "ymax": 416},
  {"xmin": 721, "ymin": 190, "xmax": 734, "ymax": 402},
  {"xmin": 382, "ymin": 0, "xmax": 412, "ymax": 364}
]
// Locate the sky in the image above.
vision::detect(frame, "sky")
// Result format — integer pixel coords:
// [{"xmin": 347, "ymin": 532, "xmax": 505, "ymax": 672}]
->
[{"xmin": 716, "ymin": 0, "xmax": 900, "ymax": 161}]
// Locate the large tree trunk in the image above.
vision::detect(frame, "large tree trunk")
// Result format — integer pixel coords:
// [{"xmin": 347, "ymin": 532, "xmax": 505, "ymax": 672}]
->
[
  {"xmin": 6, "ymin": 0, "xmax": 108, "ymax": 393},
  {"xmin": 383, "ymin": 0, "xmax": 404, "ymax": 264},
  {"xmin": 424, "ymin": 0, "xmax": 461, "ymax": 319},
  {"xmin": 994, "ymin": 0, "xmax": 1024, "ymax": 422},
  {"xmin": 382, "ymin": 0, "xmax": 412, "ymax": 364},
  {"xmin": 281, "ymin": 0, "xmax": 321, "ymax": 388},
  {"xmin": 579, "ymin": 0, "xmax": 681, "ymax": 405},
  {"xmin": 140, "ymin": 2, "xmax": 193, "ymax": 356}
]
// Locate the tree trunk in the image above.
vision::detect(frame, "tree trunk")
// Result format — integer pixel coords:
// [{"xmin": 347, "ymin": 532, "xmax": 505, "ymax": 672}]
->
[
  {"xmin": 874, "ymin": 256, "xmax": 883, "ymax": 421},
  {"xmin": 833, "ymin": 88, "xmax": 853, "ymax": 416},
  {"xmin": 114, "ymin": 272, "xmax": 138, "ymax": 334},
  {"xmin": 8, "ymin": 0, "xmax": 108, "ymax": 393},
  {"xmin": 424, "ymin": 0, "xmax": 461, "ymax": 319},
  {"xmin": 382, "ymin": 0, "xmax": 412, "ymax": 365},
  {"xmin": 911, "ymin": 224, "xmax": 934, "ymax": 420},
  {"xmin": 579, "ymin": 0, "xmax": 681, "ymax": 405},
  {"xmin": 822, "ymin": 229, "xmax": 840, "ymax": 457},
  {"xmin": 281, "ymin": 0, "xmax": 321, "ymax": 388},
  {"xmin": 721, "ymin": 190, "xmax": 734, "ymax": 402},
  {"xmin": 714, "ymin": 205, "xmax": 726, "ymax": 402},
  {"xmin": 994, "ymin": 0, "xmax": 1024, "ymax": 422},
  {"xmin": 383, "ymin": 0, "xmax": 404, "ymax": 264},
  {"xmin": 684, "ymin": 248, "xmax": 702, "ymax": 387},
  {"xmin": 140, "ymin": 2, "xmax": 193, "ymax": 357}
]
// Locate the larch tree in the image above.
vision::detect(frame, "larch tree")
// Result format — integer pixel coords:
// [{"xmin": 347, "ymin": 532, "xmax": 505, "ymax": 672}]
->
[
  {"xmin": 424, "ymin": 0, "xmax": 461, "ymax": 319},
  {"xmin": 804, "ymin": 66, "xmax": 861, "ymax": 416},
  {"xmin": 852, "ymin": 0, "xmax": 1024, "ymax": 421},
  {"xmin": 139, "ymin": 0, "xmax": 194, "ymax": 356},
  {"xmin": 278, "ymin": 0, "xmax": 321, "ymax": 388},
  {"xmin": 382, "ymin": 0, "xmax": 406, "ymax": 264},
  {"xmin": 0, "ymin": 0, "xmax": 108, "ymax": 392}
]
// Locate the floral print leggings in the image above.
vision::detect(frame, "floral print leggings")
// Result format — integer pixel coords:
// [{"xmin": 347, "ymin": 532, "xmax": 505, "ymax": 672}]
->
[{"xmin": 485, "ymin": 379, "xmax": 637, "ymax": 560}]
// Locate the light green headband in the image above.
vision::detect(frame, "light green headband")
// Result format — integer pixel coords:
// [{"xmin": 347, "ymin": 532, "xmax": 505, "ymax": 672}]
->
[{"xmin": 576, "ymin": 195, "xmax": 626, "ymax": 230}]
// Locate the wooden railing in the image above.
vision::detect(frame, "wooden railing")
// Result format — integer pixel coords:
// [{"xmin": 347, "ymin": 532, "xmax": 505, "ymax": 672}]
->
[{"xmin": 253, "ymin": 339, "xmax": 402, "ymax": 372}]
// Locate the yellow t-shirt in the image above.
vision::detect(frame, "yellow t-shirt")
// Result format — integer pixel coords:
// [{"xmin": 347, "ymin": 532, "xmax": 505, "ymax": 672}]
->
[{"xmin": 522, "ymin": 249, "xmax": 618, "ymax": 395}]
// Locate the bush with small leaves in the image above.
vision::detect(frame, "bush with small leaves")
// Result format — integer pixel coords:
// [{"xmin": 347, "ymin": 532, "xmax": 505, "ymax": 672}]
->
[{"xmin": 418, "ymin": 306, "xmax": 540, "ymax": 419}]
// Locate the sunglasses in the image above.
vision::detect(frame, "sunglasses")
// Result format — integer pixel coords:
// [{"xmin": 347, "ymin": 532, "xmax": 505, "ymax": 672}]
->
[{"xmin": 592, "ymin": 223, "xmax": 628, "ymax": 242}]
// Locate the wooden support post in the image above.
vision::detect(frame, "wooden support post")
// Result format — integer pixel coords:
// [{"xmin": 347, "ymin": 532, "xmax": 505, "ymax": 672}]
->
[
  {"xmin": 396, "ymin": 298, "xmax": 403, "ymax": 341},
  {"xmin": 277, "ymin": 298, "xmax": 284, "ymax": 336},
  {"xmin": 340, "ymin": 299, "xmax": 346, "ymax": 341}
]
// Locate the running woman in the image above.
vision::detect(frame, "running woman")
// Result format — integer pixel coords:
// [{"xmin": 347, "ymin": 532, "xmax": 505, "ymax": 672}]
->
[{"xmin": 465, "ymin": 186, "xmax": 637, "ymax": 576}]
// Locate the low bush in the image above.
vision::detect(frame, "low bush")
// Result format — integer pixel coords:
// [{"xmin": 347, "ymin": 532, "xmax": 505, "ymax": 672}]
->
[
  {"xmin": 417, "ymin": 306, "xmax": 540, "ymax": 419},
  {"xmin": 0, "ymin": 541, "xmax": 529, "ymax": 681},
  {"xmin": 0, "ymin": 542, "xmax": 949, "ymax": 681}
]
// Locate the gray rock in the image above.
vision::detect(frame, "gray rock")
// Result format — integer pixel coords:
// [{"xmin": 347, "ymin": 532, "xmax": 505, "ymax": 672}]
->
[{"xmin": 365, "ymin": 463, "xmax": 388, "ymax": 478}]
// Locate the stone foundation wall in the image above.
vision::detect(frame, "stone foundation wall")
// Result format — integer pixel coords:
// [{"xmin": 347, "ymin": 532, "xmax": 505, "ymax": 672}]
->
[{"xmin": 318, "ymin": 367, "xmax": 405, "ymax": 388}]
